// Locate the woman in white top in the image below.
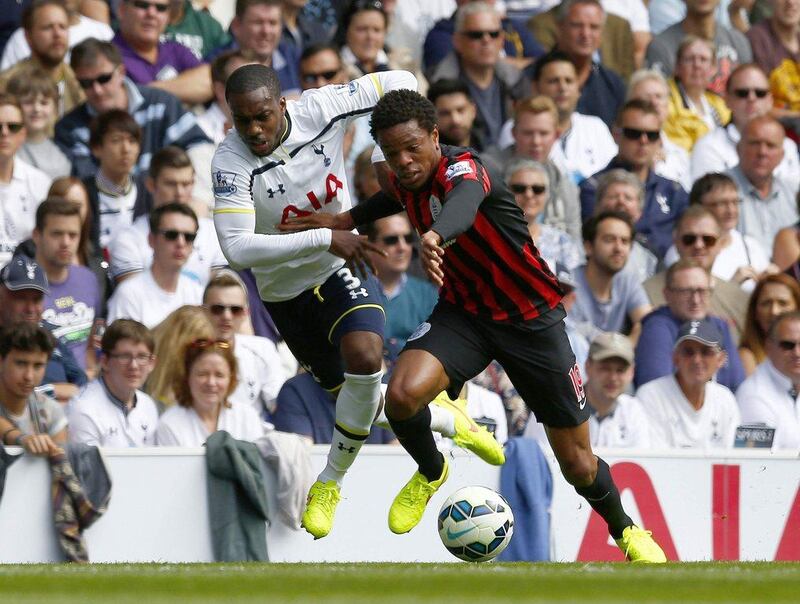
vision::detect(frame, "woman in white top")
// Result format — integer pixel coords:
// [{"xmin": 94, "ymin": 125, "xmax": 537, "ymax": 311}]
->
[{"xmin": 156, "ymin": 339, "xmax": 264, "ymax": 446}]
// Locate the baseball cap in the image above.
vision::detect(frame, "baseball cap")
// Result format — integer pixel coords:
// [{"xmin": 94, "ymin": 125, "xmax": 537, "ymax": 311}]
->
[
  {"xmin": 0, "ymin": 256, "xmax": 49, "ymax": 294},
  {"xmin": 589, "ymin": 332, "xmax": 634, "ymax": 364},
  {"xmin": 674, "ymin": 319, "xmax": 723, "ymax": 349}
]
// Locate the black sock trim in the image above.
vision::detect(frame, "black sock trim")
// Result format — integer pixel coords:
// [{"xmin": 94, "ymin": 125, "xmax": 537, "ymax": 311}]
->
[{"xmin": 334, "ymin": 423, "xmax": 369, "ymax": 441}]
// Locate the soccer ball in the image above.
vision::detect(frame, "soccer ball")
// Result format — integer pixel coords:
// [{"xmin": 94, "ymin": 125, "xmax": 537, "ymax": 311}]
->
[{"xmin": 437, "ymin": 486, "xmax": 514, "ymax": 562}]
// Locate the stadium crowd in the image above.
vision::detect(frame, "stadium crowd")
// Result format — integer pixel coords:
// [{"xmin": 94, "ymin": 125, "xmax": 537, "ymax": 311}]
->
[{"xmin": 1, "ymin": 0, "xmax": 800, "ymax": 462}]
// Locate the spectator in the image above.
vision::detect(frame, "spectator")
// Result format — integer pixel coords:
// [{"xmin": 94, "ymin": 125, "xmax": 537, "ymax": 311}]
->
[
  {"xmin": 505, "ymin": 157, "xmax": 583, "ymax": 273},
  {"xmin": 337, "ymin": 0, "xmax": 393, "ymax": 77},
  {"xmin": 197, "ymin": 50, "xmax": 257, "ymax": 145},
  {"xmin": 774, "ymin": 215, "xmax": 800, "ymax": 275},
  {"xmin": 281, "ymin": 0, "xmax": 330, "ymax": 60},
  {"xmin": 427, "ymin": 78, "xmax": 485, "ymax": 151},
  {"xmin": 626, "ymin": 69, "xmax": 691, "ymax": 191},
  {"xmin": 164, "ymin": 0, "xmax": 231, "ymax": 61},
  {"xmin": 584, "ymin": 332, "xmax": 651, "ymax": 448},
  {"xmin": 112, "ymin": 0, "xmax": 211, "ymax": 105},
  {"xmin": 736, "ymin": 310, "xmax": 800, "ymax": 449},
  {"xmin": 108, "ymin": 146, "xmax": 226, "ymax": 286},
  {"xmin": 637, "ymin": 318, "xmax": 741, "ymax": 449},
  {"xmin": 739, "ymin": 274, "xmax": 800, "ymax": 375},
  {"xmin": 646, "ymin": 0, "xmax": 752, "ymax": 94},
  {"xmin": 0, "ymin": 322, "xmax": 65, "ymax": 456},
  {"xmin": 634, "ymin": 259, "xmax": 745, "ymax": 391},
  {"xmin": 691, "ymin": 64, "xmax": 800, "ymax": 192},
  {"xmin": 571, "ymin": 210, "xmax": 652, "ymax": 339},
  {"xmin": 204, "ymin": 271, "xmax": 288, "ymax": 417},
  {"xmin": 645, "ymin": 205, "xmax": 749, "ymax": 339},
  {"xmin": 428, "ymin": 2, "xmax": 524, "ymax": 146},
  {"xmin": 33, "ymin": 199, "xmax": 102, "ymax": 375},
  {"xmin": 484, "ymin": 96, "xmax": 582, "ymax": 239},
  {"xmin": 0, "ymin": 0, "xmax": 84, "ymax": 117},
  {"xmin": 726, "ymin": 115, "xmax": 799, "ymax": 253},
  {"xmin": 663, "ymin": 36, "xmax": 730, "ymax": 152},
  {"xmin": 67, "ymin": 318, "xmax": 159, "ymax": 446},
  {"xmin": 155, "ymin": 337, "xmax": 266, "ymax": 446},
  {"xmin": 580, "ymin": 98, "xmax": 689, "ymax": 259},
  {"xmin": 746, "ymin": 0, "xmax": 800, "ymax": 76},
  {"xmin": 5, "ymin": 67, "xmax": 71, "ymax": 179},
  {"xmin": 85, "ymin": 108, "xmax": 148, "ymax": 250},
  {"xmin": 0, "ymin": 257, "xmax": 87, "ymax": 401},
  {"xmin": 107, "ymin": 203, "xmax": 203, "ymax": 328},
  {"xmin": 533, "ymin": 51, "xmax": 617, "ymax": 185},
  {"xmin": 365, "ymin": 214, "xmax": 438, "ymax": 348},
  {"xmin": 0, "ymin": 93, "xmax": 51, "ymax": 266},
  {"xmin": 592, "ymin": 169, "xmax": 658, "ymax": 282},
  {"xmin": 299, "ymin": 42, "xmax": 348, "ymax": 91},
  {"xmin": 55, "ymin": 38, "xmax": 212, "ymax": 181},
  {"xmin": 1, "ymin": 0, "xmax": 113, "ymax": 71}
]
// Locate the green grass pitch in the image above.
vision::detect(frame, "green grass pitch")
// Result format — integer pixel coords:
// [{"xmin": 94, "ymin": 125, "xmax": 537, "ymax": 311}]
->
[{"xmin": 1, "ymin": 562, "xmax": 799, "ymax": 603}]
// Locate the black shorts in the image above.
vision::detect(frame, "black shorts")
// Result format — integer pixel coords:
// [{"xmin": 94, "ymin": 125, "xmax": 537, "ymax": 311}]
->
[
  {"xmin": 264, "ymin": 267, "xmax": 385, "ymax": 391},
  {"xmin": 403, "ymin": 302, "xmax": 589, "ymax": 428}
]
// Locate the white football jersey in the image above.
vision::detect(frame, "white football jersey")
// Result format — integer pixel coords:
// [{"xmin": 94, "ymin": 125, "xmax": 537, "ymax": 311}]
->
[{"xmin": 212, "ymin": 71, "xmax": 418, "ymax": 302}]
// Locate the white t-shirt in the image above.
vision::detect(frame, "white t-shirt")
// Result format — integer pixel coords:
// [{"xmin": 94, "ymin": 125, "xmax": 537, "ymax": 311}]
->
[
  {"xmin": 107, "ymin": 268, "xmax": 204, "ymax": 328},
  {"xmin": 549, "ymin": 112, "xmax": 618, "ymax": 184},
  {"xmin": 736, "ymin": 360, "xmax": 800, "ymax": 451},
  {"xmin": 67, "ymin": 378, "xmax": 159, "ymax": 447},
  {"xmin": 155, "ymin": 402, "xmax": 266, "ymax": 446},
  {"xmin": 589, "ymin": 393, "xmax": 652, "ymax": 448},
  {"xmin": 2, "ymin": 393, "xmax": 67, "ymax": 437},
  {"xmin": 108, "ymin": 215, "xmax": 227, "ymax": 284},
  {"xmin": 230, "ymin": 333, "xmax": 290, "ymax": 416},
  {"xmin": 601, "ymin": 0, "xmax": 650, "ymax": 33},
  {"xmin": 655, "ymin": 135, "xmax": 692, "ymax": 192},
  {"xmin": 0, "ymin": 157, "xmax": 51, "ymax": 265},
  {"xmin": 97, "ymin": 183, "xmax": 138, "ymax": 250},
  {"xmin": 196, "ymin": 102, "xmax": 229, "ymax": 146},
  {"xmin": 636, "ymin": 374, "xmax": 740, "ymax": 449},
  {"xmin": 212, "ymin": 71, "xmax": 418, "ymax": 302}
]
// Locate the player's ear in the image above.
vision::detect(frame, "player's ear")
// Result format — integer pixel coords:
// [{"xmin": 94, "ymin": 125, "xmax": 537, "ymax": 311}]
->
[{"xmin": 432, "ymin": 126, "xmax": 439, "ymax": 150}]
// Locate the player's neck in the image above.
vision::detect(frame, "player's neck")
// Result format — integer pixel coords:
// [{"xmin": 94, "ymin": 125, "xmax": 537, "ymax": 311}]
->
[
  {"xmin": 150, "ymin": 263, "xmax": 181, "ymax": 293},
  {"xmin": 676, "ymin": 373, "xmax": 705, "ymax": 410}
]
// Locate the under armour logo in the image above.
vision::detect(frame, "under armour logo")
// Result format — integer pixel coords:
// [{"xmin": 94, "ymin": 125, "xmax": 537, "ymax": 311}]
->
[
  {"xmin": 337, "ymin": 442, "xmax": 356, "ymax": 453},
  {"xmin": 313, "ymin": 144, "xmax": 332, "ymax": 167},
  {"xmin": 108, "ymin": 427, "xmax": 118, "ymax": 436},
  {"xmin": 267, "ymin": 184, "xmax": 285, "ymax": 198}
]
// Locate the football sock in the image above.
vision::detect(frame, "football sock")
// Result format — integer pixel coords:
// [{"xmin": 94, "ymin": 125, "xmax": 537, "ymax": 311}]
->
[
  {"xmin": 318, "ymin": 371, "xmax": 382, "ymax": 485},
  {"xmin": 387, "ymin": 405, "xmax": 445, "ymax": 482},
  {"xmin": 574, "ymin": 456, "xmax": 633, "ymax": 539}
]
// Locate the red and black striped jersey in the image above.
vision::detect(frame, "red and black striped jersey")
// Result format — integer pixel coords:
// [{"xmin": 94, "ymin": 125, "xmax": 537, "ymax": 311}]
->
[{"xmin": 387, "ymin": 145, "xmax": 563, "ymax": 322}]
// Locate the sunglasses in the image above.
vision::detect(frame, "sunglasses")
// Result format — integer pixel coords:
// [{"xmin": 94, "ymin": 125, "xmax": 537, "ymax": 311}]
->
[
  {"xmin": 381, "ymin": 234, "xmax": 414, "ymax": 246},
  {"xmin": 77, "ymin": 71, "xmax": 116, "ymax": 89},
  {"xmin": 159, "ymin": 229, "xmax": 197, "ymax": 243},
  {"xmin": 510, "ymin": 183, "xmax": 547, "ymax": 195},
  {"xmin": 462, "ymin": 30, "xmax": 502, "ymax": 40},
  {"xmin": 777, "ymin": 339, "xmax": 800, "ymax": 352},
  {"xmin": 0, "ymin": 122, "xmax": 24, "ymax": 134},
  {"xmin": 208, "ymin": 304, "xmax": 246, "ymax": 317},
  {"xmin": 127, "ymin": 0, "xmax": 170, "ymax": 12},
  {"xmin": 732, "ymin": 88, "xmax": 769, "ymax": 99},
  {"xmin": 680, "ymin": 233, "xmax": 718, "ymax": 247},
  {"xmin": 676, "ymin": 346, "xmax": 719, "ymax": 358},
  {"xmin": 188, "ymin": 338, "xmax": 231, "ymax": 350},
  {"xmin": 301, "ymin": 70, "xmax": 340, "ymax": 84},
  {"xmin": 621, "ymin": 127, "xmax": 660, "ymax": 142}
]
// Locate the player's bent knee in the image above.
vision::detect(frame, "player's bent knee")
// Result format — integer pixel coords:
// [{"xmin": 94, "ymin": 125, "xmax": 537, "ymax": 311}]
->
[
  {"xmin": 558, "ymin": 452, "xmax": 597, "ymax": 487},
  {"xmin": 385, "ymin": 380, "xmax": 427, "ymax": 419},
  {"xmin": 340, "ymin": 334, "xmax": 384, "ymax": 375}
]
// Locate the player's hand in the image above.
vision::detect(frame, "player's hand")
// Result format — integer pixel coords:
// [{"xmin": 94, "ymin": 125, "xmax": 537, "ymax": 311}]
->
[
  {"xmin": 20, "ymin": 434, "xmax": 62, "ymax": 457},
  {"xmin": 328, "ymin": 230, "xmax": 387, "ymax": 278},
  {"xmin": 420, "ymin": 230, "xmax": 445, "ymax": 287},
  {"xmin": 277, "ymin": 212, "xmax": 353, "ymax": 232}
]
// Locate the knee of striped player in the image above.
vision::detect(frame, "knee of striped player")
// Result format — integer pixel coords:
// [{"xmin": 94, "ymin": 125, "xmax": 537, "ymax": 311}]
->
[
  {"xmin": 385, "ymin": 380, "xmax": 429, "ymax": 421},
  {"xmin": 335, "ymin": 370, "xmax": 384, "ymax": 432}
]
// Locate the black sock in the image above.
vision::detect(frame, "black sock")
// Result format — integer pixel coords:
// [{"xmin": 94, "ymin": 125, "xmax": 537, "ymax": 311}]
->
[
  {"xmin": 387, "ymin": 406, "xmax": 444, "ymax": 482},
  {"xmin": 574, "ymin": 457, "xmax": 633, "ymax": 539}
]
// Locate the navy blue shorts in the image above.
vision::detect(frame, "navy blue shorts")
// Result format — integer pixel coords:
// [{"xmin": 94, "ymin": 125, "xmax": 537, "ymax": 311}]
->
[{"xmin": 264, "ymin": 267, "xmax": 385, "ymax": 391}]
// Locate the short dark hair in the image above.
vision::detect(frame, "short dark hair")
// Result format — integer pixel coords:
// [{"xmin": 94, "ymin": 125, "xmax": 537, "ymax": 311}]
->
[
  {"xmin": 149, "ymin": 202, "xmax": 199, "ymax": 233},
  {"xmin": 614, "ymin": 98, "xmax": 659, "ymax": 127},
  {"xmin": 767, "ymin": 310, "xmax": 800, "ymax": 341},
  {"xmin": 211, "ymin": 49, "xmax": 255, "ymax": 85},
  {"xmin": 235, "ymin": 0, "xmax": 281, "ymax": 19},
  {"xmin": 102, "ymin": 319, "xmax": 154, "ymax": 356},
  {"xmin": 300, "ymin": 42, "xmax": 341, "ymax": 64},
  {"xmin": 531, "ymin": 50, "xmax": 576, "ymax": 82},
  {"xmin": 35, "ymin": 198, "xmax": 82, "ymax": 232},
  {"xmin": 148, "ymin": 146, "xmax": 193, "ymax": 180},
  {"xmin": 22, "ymin": 0, "xmax": 66, "ymax": 32},
  {"xmin": 225, "ymin": 63, "xmax": 281, "ymax": 102},
  {"xmin": 689, "ymin": 173, "xmax": 737, "ymax": 206},
  {"xmin": 70, "ymin": 38, "xmax": 122, "ymax": 71},
  {"xmin": 582, "ymin": 209, "xmax": 635, "ymax": 243},
  {"xmin": 89, "ymin": 109, "xmax": 142, "ymax": 148},
  {"xmin": 0, "ymin": 322, "xmax": 54, "ymax": 359},
  {"xmin": 370, "ymin": 89, "xmax": 437, "ymax": 140},
  {"xmin": 427, "ymin": 79, "xmax": 472, "ymax": 105}
]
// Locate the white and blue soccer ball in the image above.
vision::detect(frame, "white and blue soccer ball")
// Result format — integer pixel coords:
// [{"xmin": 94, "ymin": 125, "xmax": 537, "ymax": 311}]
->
[{"xmin": 437, "ymin": 486, "xmax": 514, "ymax": 562}]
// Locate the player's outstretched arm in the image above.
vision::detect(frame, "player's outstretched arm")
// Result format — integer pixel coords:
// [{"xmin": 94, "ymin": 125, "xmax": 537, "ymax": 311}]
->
[{"xmin": 278, "ymin": 191, "xmax": 405, "ymax": 233}]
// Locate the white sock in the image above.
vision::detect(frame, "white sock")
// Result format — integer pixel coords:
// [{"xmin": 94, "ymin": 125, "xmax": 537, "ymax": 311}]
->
[{"xmin": 429, "ymin": 402, "xmax": 456, "ymax": 437}]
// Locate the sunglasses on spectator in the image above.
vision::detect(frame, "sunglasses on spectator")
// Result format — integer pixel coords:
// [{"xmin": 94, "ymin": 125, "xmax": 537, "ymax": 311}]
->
[
  {"xmin": 208, "ymin": 304, "xmax": 246, "ymax": 317},
  {"xmin": 108, "ymin": 352, "xmax": 154, "ymax": 365},
  {"xmin": 777, "ymin": 339, "xmax": 800, "ymax": 352},
  {"xmin": 676, "ymin": 345, "xmax": 719, "ymax": 358},
  {"xmin": 189, "ymin": 338, "xmax": 231, "ymax": 350},
  {"xmin": 732, "ymin": 88, "xmax": 769, "ymax": 99},
  {"xmin": 381, "ymin": 234, "xmax": 414, "ymax": 246},
  {"xmin": 680, "ymin": 233, "xmax": 718, "ymax": 247},
  {"xmin": 621, "ymin": 127, "xmax": 660, "ymax": 142},
  {"xmin": 301, "ymin": 70, "xmax": 340, "ymax": 85},
  {"xmin": 127, "ymin": 0, "xmax": 170, "ymax": 12},
  {"xmin": 510, "ymin": 183, "xmax": 547, "ymax": 195},
  {"xmin": 159, "ymin": 229, "xmax": 197, "ymax": 243},
  {"xmin": 77, "ymin": 71, "xmax": 116, "ymax": 89},
  {"xmin": 0, "ymin": 122, "xmax": 24, "ymax": 134},
  {"xmin": 462, "ymin": 30, "xmax": 502, "ymax": 40}
]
